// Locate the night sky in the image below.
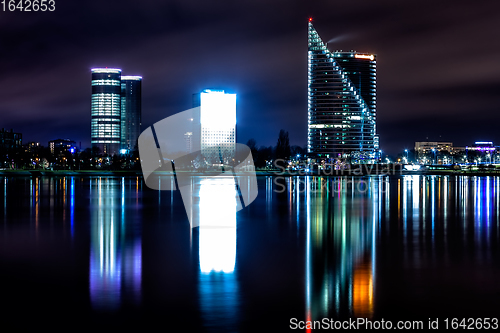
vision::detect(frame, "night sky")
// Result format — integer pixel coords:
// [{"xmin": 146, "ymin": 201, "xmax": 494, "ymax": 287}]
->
[{"xmin": 1, "ymin": 0, "xmax": 499, "ymax": 155}]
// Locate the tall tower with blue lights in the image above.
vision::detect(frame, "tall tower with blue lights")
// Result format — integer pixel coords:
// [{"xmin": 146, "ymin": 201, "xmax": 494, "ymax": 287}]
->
[
  {"xmin": 91, "ymin": 68, "xmax": 142, "ymax": 155},
  {"xmin": 91, "ymin": 68, "xmax": 122, "ymax": 155}
]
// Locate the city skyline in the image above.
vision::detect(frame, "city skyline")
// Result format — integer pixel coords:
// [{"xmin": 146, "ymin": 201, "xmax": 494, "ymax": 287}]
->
[
  {"xmin": 1, "ymin": 1, "xmax": 500, "ymax": 155},
  {"xmin": 1, "ymin": 2, "xmax": 500, "ymax": 328}
]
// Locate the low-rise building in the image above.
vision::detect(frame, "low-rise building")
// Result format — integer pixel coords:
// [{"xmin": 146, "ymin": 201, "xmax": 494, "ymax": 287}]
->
[{"xmin": 49, "ymin": 139, "xmax": 77, "ymax": 155}]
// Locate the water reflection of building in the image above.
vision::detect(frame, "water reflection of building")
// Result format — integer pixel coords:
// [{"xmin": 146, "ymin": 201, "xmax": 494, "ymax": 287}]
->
[
  {"xmin": 89, "ymin": 177, "xmax": 142, "ymax": 310},
  {"xmin": 193, "ymin": 176, "xmax": 239, "ymax": 331},
  {"xmin": 303, "ymin": 176, "xmax": 384, "ymax": 320},
  {"xmin": 398, "ymin": 175, "xmax": 499, "ymax": 267}
]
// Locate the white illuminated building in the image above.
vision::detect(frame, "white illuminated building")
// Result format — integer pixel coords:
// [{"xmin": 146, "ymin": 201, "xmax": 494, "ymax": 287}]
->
[{"xmin": 195, "ymin": 90, "xmax": 236, "ymax": 164}]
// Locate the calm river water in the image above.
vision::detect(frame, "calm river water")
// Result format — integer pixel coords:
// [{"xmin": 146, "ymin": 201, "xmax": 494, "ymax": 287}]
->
[{"xmin": 0, "ymin": 175, "xmax": 499, "ymax": 331}]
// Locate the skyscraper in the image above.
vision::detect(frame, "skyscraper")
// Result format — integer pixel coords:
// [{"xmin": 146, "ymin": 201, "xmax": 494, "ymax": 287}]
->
[
  {"xmin": 91, "ymin": 68, "xmax": 122, "ymax": 155},
  {"xmin": 308, "ymin": 20, "xmax": 379, "ymax": 163},
  {"xmin": 91, "ymin": 68, "xmax": 142, "ymax": 155},
  {"xmin": 121, "ymin": 76, "xmax": 142, "ymax": 151},
  {"xmin": 192, "ymin": 89, "xmax": 236, "ymax": 164}
]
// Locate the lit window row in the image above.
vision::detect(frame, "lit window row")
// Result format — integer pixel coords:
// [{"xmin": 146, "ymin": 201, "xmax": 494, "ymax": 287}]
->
[
  {"xmin": 91, "ymin": 79, "xmax": 120, "ymax": 86},
  {"xmin": 91, "ymin": 102, "xmax": 121, "ymax": 107},
  {"xmin": 91, "ymin": 112, "xmax": 121, "ymax": 117},
  {"xmin": 91, "ymin": 118, "xmax": 120, "ymax": 123},
  {"xmin": 91, "ymin": 125, "xmax": 120, "ymax": 130},
  {"xmin": 91, "ymin": 140, "xmax": 120, "ymax": 143}
]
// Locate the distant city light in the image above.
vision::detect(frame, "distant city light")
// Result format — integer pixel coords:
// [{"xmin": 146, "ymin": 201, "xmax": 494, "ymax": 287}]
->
[
  {"xmin": 468, "ymin": 147, "xmax": 495, "ymax": 151},
  {"xmin": 404, "ymin": 165, "xmax": 421, "ymax": 171},
  {"xmin": 354, "ymin": 54, "xmax": 375, "ymax": 61}
]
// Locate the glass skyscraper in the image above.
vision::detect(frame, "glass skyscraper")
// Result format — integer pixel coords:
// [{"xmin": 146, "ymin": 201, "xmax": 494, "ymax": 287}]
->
[
  {"xmin": 308, "ymin": 20, "xmax": 379, "ymax": 163},
  {"xmin": 91, "ymin": 68, "xmax": 122, "ymax": 155},
  {"xmin": 91, "ymin": 69, "xmax": 142, "ymax": 155},
  {"xmin": 121, "ymin": 76, "xmax": 142, "ymax": 151}
]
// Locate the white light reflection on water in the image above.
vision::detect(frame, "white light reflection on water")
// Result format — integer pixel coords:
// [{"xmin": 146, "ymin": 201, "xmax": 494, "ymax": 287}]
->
[
  {"xmin": 196, "ymin": 176, "xmax": 239, "ymax": 331},
  {"xmin": 89, "ymin": 177, "xmax": 142, "ymax": 310},
  {"xmin": 3, "ymin": 178, "xmax": 6, "ymax": 224},
  {"xmin": 198, "ymin": 177, "xmax": 237, "ymax": 273},
  {"xmin": 70, "ymin": 177, "xmax": 74, "ymax": 237}
]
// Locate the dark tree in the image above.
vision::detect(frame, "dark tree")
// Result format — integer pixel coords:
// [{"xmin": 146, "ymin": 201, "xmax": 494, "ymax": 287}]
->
[
  {"xmin": 111, "ymin": 154, "xmax": 121, "ymax": 170},
  {"xmin": 290, "ymin": 145, "xmax": 306, "ymax": 158},
  {"xmin": 256, "ymin": 146, "xmax": 273, "ymax": 168},
  {"xmin": 246, "ymin": 138, "xmax": 258, "ymax": 165},
  {"xmin": 92, "ymin": 146, "xmax": 101, "ymax": 157},
  {"xmin": 78, "ymin": 148, "xmax": 92, "ymax": 170},
  {"xmin": 275, "ymin": 129, "xmax": 291, "ymax": 165}
]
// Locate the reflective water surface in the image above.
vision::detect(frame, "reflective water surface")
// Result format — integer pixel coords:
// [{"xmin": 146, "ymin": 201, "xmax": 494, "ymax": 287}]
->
[{"xmin": 0, "ymin": 175, "xmax": 499, "ymax": 330}]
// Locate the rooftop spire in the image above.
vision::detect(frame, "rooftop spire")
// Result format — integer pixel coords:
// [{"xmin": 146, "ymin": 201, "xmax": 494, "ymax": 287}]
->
[{"xmin": 308, "ymin": 20, "xmax": 326, "ymax": 52}]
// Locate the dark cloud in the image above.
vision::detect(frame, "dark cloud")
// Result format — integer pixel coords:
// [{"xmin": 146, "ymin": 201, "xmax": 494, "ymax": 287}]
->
[{"xmin": 1, "ymin": 0, "xmax": 499, "ymax": 155}]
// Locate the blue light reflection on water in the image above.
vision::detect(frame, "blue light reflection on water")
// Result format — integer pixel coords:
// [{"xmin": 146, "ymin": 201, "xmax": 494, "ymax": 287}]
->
[
  {"xmin": 85, "ymin": 177, "xmax": 143, "ymax": 311},
  {"xmin": 0, "ymin": 175, "xmax": 499, "ymax": 329}
]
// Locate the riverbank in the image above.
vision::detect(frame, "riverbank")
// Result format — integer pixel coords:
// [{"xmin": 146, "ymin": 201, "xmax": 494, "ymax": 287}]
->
[
  {"xmin": 2, "ymin": 168, "xmax": 500, "ymax": 177},
  {"xmin": 0, "ymin": 170, "xmax": 143, "ymax": 177}
]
